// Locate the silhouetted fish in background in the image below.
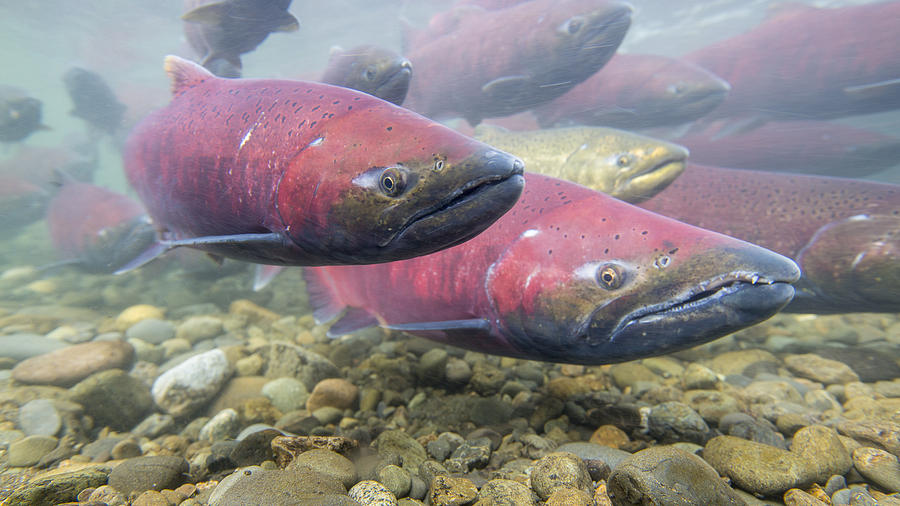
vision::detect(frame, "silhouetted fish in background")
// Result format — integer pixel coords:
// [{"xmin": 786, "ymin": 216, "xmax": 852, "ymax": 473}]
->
[
  {"xmin": 46, "ymin": 180, "xmax": 155, "ymax": 273},
  {"xmin": 671, "ymin": 120, "xmax": 900, "ymax": 178},
  {"xmin": 182, "ymin": 0, "xmax": 299, "ymax": 77},
  {"xmin": 403, "ymin": 0, "xmax": 633, "ymax": 125},
  {"xmin": 685, "ymin": 1, "xmax": 900, "ymax": 122},
  {"xmin": 533, "ymin": 53, "xmax": 731, "ymax": 130},
  {"xmin": 637, "ymin": 164, "xmax": 900, "ymax": 314},
  {"xmin": 0, "ymin": 176, "xmax": 50, "ymax": 234},
  {"xmin": 0, "ymin": 86, "xmax": 48, "ymax": 143},
  {"xmin": 304, "ymin": 173, "xmax": 800, "ymax": 365},
  {"xmin": 123, "ymin": 56, "xmax": 524, "ymax": 270},
  {"xmin": 63, "ymin": 67, "xmax": 128, "ymax": 136},
  {"xmin": 320, "ymin": 45, "xmax": 412, "ymax": 106}
]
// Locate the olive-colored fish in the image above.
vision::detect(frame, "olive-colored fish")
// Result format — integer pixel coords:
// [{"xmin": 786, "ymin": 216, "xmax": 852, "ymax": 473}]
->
[
  {"xmin": 182, "ymin": 0, "xmax": 299, "ymax": 77},
  {"xmin": 0, "ymin": 86, "xmax": 48, "ymax": 143},
  {"xmin": 474, "ymin": 125, "xmax": 688, "ymax": 203},
  {"xmin": 320, "ymin": 45, "xmax": 412, "ymax": 106}
]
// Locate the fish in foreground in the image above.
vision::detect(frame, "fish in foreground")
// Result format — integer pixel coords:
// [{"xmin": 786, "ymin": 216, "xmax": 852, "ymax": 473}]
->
[
  {"xmin": 63, "ymin": 67, "xmax": 128, "ymax": 136},
  {"xmin": 533, "ymin": 53, "xmax": 731, "ymax": 130},
  {"xmin": 474, "ymin": 125, "xmax": 688, "ymax": 203},
  {"xmin": 638, "ymin": 164, "xmax": 900, "ymax": 314},
  {"xmin": 320, "ymin": 45, "xmax": 412, "ymax": 106},
  {"xmin": 304, "ymin": 173, "xmax": 800, "ymax": 365},
  {"xmin": 685, "ymin": 1, "xmax": 900, "ymax": 121},
  {"xmin": 46, "ymin": 181, "xmax": 155, "ymax": 273},
  {"xmin": 182, "ymin": 0, "xmax": 299, "ymax": 77},
  {"xmin": 670, "ymin": 120, "xmax": 900, "ymax": 178},
  {"xmin": 403, "ymin": 0, "xmax": 632, "ymax": 125},
  {"xmin": 0, "ymin": 86, "xmax": 48, "ymax": 142},
  {"xmin": 123, "ymin": 56, "xmax": 524, "ymax": 271}
]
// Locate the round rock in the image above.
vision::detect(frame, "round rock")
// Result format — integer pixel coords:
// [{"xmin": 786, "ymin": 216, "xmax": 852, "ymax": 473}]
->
[
  {"xmin": 306, "ymin": 378, "xmax": 359, "ymax": 412},
  {"xmin": 702, "ymin": 435, "xmax": 811, "ymax": 496},
  {"xmin": 108, "ymin": 455, "xmax": 190, "ymax": 494},
  {"xmin": 608, "ymin": 446, "xmax": 745, "ymax": 505},
  {"xmin": 477, "ymin": 479, "xmax": 537, "ymax": 505},
  {"xmin": 262, "ymin": 377, "xmax": 309, "ymax": 413},
  {"xmin": 18, "ymin": 398, "xmax": 61, "ymax": 436},
  {"xmin": 530, "ymin": 451, "xmax": 591, "ymax": 500},
  {"xmin": 125, "ymin": 318, "xmax": 176, "ymax": 345},
  {"xmin": 7, "ymin": 435, "xmax": 59, "ymax": 467},
  {"xmin": 12, "ymin": 340, "xmax": 134, "ymax": 387},
  {"xmin": 0, "ymin": 333, "xmax": 67, "ymax": 361},
  {"xmin": 68, "ymin": 369, "xmax": 153, "ymax": 431},
  {"xmin": 209, "ymin": 466, "xmax": 349, "ymax": 506},
  {"xmin": 151, "ymin": 349, "xmax": 232, "ymax": 417},
  {"xmin": 286, "ymin": 448, "xmax": 358, "ymax": 489},
  {"xmin": 852, "ymin": 447, "xmax": 900, "ymax": 493},
  {"xmin": 176, "ymin": 316, "xmax": 224, "ymax": 343},
  {"xmin": 349, "ymin": 480, "xmax": 398, "ymax": 506}
]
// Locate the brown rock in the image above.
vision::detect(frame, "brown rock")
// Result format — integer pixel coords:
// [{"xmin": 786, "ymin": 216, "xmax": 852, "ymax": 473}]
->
[
  {"xmin": 589, "ymin": 425, "xmax": 629, "ymax": 449},
  {"xmin": 13, "ymin": 340, "xmax": 134, "ymax": 387},
  {"xmin": 115, "ymin": 305, "xmax": 164, "ymax": 330},
  {"xmin": 784, "ymin": 488, "xmax": 828, "ymax": 506},
  {"xmin": 428, "ymin": 475, "xmax": 478, "ymax": 506},
  {"xmin": 306, "ymin": 378, "xmax": 359, "ymax": 412},
  {"xmin": 229, "ymin": 299, "xmax": 280, "ymax": 325},
  {"xmin": 784, "ymin": 354, "xmax": 860, "ymax": 385}
]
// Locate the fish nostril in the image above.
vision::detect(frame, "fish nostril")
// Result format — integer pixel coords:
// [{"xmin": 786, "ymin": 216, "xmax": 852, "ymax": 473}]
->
[{"xmin": 512, "ymin": 158, "xmax": 525, "ymax": 173}]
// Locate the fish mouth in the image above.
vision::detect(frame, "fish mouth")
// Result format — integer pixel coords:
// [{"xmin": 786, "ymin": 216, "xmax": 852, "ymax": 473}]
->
[
  {"xmin": 375, "ymin": 61, "xmax": 412, "ymax": 106},
  {"xmin": 579, "ymin": 3, "xmax": 633, "ymax": 54},
  {"xmin": 384, "ymin": 156, "xmax": 525, "ymax": 249},
  {"xmin": 585, "ymin": 271, "xmax": 796, "ymax": 362},
  {"xmin": 618, "ymin": 152, "xmax": 688, "ymax": 201}
]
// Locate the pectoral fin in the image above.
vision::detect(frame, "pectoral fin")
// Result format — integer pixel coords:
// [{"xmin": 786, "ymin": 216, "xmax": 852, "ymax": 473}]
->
[
  {"xmin": 384, "ymin": 319, "xmax": 491, "ymax": 332},
  {"xmin": 481, "ymin": 75, "xmax": 532, "ymax": 101},
  {"xmin": 844, "ymin": 78, "xmax": 900, "ymax": 101},
  {"xmin": 275, "ymin": 12, "xmax": 300, "ymax": 32}
]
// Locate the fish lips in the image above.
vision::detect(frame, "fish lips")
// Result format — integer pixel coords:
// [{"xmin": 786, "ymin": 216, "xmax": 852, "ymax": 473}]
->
[
  {"xmin": 375, "ymin": 61, "xmax": 412, "ymax": 106},
  {"xmin": 386, "ymin": 154, "xmax": 525, "ymax": 255},
  {"xmin": 587, "ymin": 273, "xmax": 796, "ymax": 363},
  {"xmin": 576, "ymin": 2, "xmax": 632, "ymax": 58}
]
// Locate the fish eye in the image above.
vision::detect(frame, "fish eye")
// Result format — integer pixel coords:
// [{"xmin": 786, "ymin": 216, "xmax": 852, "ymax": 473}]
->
[
  {"xmin": 667, "ymin": 83, "xmax": 688, "ymax": 95},
  {"xmin": 364, "ymin": 66, "xmax": 378, "ymax": 81},
  {"xmin": 433, "ymin": 159, "xmax": 444, "ymax": 171},
  {"xmin": 379, "ymin": 167, "xmax": 406, "ymax": 197},
  {"xmin": 616, "ymin": 154, "xmax": 632, "ymax": 168},
  {"xmin": 596, "ymin": 264, "xmax": 625, "ymax": 290},
  {"xmin": 562, "ymin": 16, "xmax": 584, "ymax": 34}
]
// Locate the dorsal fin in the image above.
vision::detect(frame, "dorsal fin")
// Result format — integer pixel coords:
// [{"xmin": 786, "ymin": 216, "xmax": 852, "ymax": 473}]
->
[{"xmin": 163, "ymin": 55, "xmax": 215, "ymax": 96}]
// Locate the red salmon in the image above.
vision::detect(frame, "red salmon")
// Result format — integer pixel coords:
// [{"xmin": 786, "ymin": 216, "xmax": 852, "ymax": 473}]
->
[
  {"xmin": 123, "ymin": 56, "xmax": 525, "ymax": 270},
  {"xmin": 640, "ymin": 164, "xmax": 900, "ymax": 313},
  {"xmin": 303, "ymin": 173, "xmax": 799, "ymax": 364},
  {"xmin": 47, "ymin": 182, "xmax": 155, "ymax": 273}
]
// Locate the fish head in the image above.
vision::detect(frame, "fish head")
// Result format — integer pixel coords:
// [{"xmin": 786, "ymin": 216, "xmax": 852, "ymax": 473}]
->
[
  {"xmin": 795, "ymin": 214, "xmax": 900, "ymax": 312},
  {"xmin": 485, "ymin": 181, "xmax": 800, "ymax": 364},
  {"xmin": 277, "ymin": 106, "xmax": 525, "ymax": 265},
  {"xmin": 323, "ymin": 45, "xmax": 413, "ymax": 106},
  {"xmin": 560, "ymin": 127, "xmax": 688, "ymax": 203},
  {"xmin": 622, "ymin": 55, "xmax": 731, "ymax": 125},
  {"xmin": 86, "ymin": 215, "xmax": 158, "ymax": 273},
  {"xmin": 550, "ymin": 0, "xmax": 633, "ymax": 72}
]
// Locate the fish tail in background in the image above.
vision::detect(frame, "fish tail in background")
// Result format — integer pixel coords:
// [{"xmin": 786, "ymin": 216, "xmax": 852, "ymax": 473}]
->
[{"xmin": 793, "ymin": 215, "xmax": 900, "ymax": 313}]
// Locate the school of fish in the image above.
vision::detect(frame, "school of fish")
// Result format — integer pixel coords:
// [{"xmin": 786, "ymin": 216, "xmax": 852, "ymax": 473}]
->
[{"xmin": 1, "ymin": 0, "xmax": 899, "ymax": 365}]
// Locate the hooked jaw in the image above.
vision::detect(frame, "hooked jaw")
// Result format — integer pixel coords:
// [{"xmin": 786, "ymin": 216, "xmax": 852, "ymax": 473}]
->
[{"xmin": 582, "ymin": 269, "xmax": 799, "ymax": 364}]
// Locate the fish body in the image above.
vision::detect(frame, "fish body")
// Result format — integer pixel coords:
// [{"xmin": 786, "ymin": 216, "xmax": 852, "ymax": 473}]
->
[
  {"xmin": 304, "ymin": 173, "xmax": 800, "ymax": 365},
  {"xmin": 182, "ymin": 0, "xmax": 299, "ymax": 76},
  {"xmin": 403, "ymin": 0, "xmax": 632, "ymax": 125},
  {"xmin": 638, "ymin": 164, "xmax": 900, "ymax": 313},
  {"xmin": 672, "ymin": 120, "xmax": 900, "ymax": 178},
  {"xmin": 0, "ymin": 145, "xmax": 97, "ymax": 190},
  {"xmin": 533, "ymin": 53, "xmax": 731, "ymax": 130},
  {"xmin": 685, "ymin": 2, "xmax": 900, "ymax": 120},
  {"xmin": 474, "ymin": 125, "xmax": 687, "ymax": 203},
  {"xmin": 123, "ymin": 56, "xmax": 524, "ymax": 268},
  {"xmin": 320, "ymin": 45, "xmax": 412, "ymax": 106},
  {"xmin": 0, "ymin": 176, "xmax": 50, "ymax": 234},
  {"xmin": 46, "ymin": 182, "xmax": 155, "ymax": 273},
  {"xmin": 63, "ymin": 67, "xmax": 128, "ymax": 135},
  {"xmin": 0, "ymin": 86, "xmax": 47, "ymax": 143}
]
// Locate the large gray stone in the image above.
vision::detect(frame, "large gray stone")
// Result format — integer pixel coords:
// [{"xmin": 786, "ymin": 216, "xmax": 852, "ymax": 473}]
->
[
  {"xmin": 68, "ymin": 369, "xmax": 153, "ymax": 431},
  {"xmin": 108, "ymin": 455, "xmax": 190, "ymax": 494},
  {"xmin": 0, "ymin": 334, "xmax": 66, "ymax": 361},
  {"xmin": 151, "ymin": 349, "xmax": 232, "ymax": 417},
  {"xmin": 263, "ymin": 341, "xmax": 340, "ymax": 391}
]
